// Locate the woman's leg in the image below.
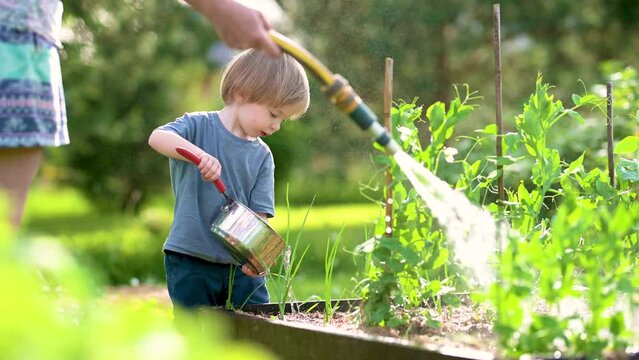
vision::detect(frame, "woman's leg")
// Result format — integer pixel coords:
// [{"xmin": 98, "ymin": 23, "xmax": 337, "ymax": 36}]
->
[{"xmin": 0, "ymin": 147, "xmax": 43, "ymax": 229}]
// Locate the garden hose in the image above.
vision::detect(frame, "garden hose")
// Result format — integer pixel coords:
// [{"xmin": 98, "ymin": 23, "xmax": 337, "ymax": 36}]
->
[{"xmin": 269, "ymin": 31, "xmax": 401, "ymax": 154}]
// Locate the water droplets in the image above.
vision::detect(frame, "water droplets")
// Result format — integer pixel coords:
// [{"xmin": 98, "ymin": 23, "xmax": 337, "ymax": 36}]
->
[{"xmin": 393, "ymin": 150, "xmax": 499, "ymax": 287}]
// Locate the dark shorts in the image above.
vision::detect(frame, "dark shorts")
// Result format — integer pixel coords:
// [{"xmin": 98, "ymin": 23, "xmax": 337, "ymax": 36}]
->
[{"xmin": 164, "ymin": 250, "xmax": 269, "ymax": 310}]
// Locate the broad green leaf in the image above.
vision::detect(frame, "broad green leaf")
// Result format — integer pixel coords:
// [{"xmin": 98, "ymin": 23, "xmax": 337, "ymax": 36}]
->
[
  {"xmin": 524, "ymin": 143, "xmax": 537, "ymax": 157},
  {"xmin": 566, "ymin": 109, "xmax": 585, "ymax": 124},
  {"xmin": 377, "ymin": 237, "xmax": 404, "ymax": 253},
  {"xmin": 426, "ymin": 102, "xmax": 446, "ymax": 134},
  {"xmin": 442, "ymin": 292, "xmax": 461, "ymax": 307},
  {"xmin": 579, "ymin": 94, "xmax": 599, "ymax": 105},
  {"xmin": 595, "ymin": 179, "xmax": 616, "ymax": 198},
  {"xmin": 518, "ymin": 182, "xmax": 530, "ymax": 203},
  {"xmin": 571, "ymin": 94, "xmax": 581, "ymax": 106},
  {"xmin": 399, "ymin": 246, "xmax": 422, "ymax": 267},
  {"xmin": 564, "ymin": 152, "xmax": 585, "ymax": 176},
  {"xmin": 609, "ymin": 312, "xmax": 625, "ymax": 336},
  {"xmin": 614, "ymin": 135, "xmax": 639, "ymax": 154},
  {"xmin": 431, "ymin": 247, "xmax": 449, "ymax": 269},
  {"xmin": 470, "ymin": 160, "xmax": 481, "ymax": 175},
  {"xmin": 386, "ymin": 317, "xmax": 407, "ymax": 328},
  {"xmin": 616, "ymin": 159, "xmax": 639, "ymax": 182},
  {"xmin": 503, "ymin": 132, "xmax": 521, "ymax": 154},
  {"xmin": 477, "ymin": 123, "xmax": 497, "ymax": 134},
  {"xmin": 387, "ymin": 257, "xmax": 405, "ymax": 272},
  {"xmin": 426, "ymin": 280, "xmax": 442, "ymax": 295}
]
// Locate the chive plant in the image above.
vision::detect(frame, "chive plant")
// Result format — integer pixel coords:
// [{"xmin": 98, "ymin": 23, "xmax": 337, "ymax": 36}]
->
[
  {"xmin": 225, "ymin": 264, "xmax": 236, "ymax": 310},
  {"xmin": 323, "ymin": 225, "xmax": 344, "ymax": 323},
  {"xmin": 267, "ymin": 185, "xmax": 312, "ymax": 320}
]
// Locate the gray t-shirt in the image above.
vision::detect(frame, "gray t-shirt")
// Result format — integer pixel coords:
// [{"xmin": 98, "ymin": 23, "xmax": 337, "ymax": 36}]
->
[{"xmin": 158, "ymin": 111, "xmax": 275, "ymax": 264}]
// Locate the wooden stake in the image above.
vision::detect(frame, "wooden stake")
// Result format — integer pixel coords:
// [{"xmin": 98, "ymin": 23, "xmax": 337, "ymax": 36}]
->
[
  {"xmin": 384, "ymin": 58, "xmax": 394, "ymax": 237},
  {"xmin": 493, "ymin": 4, "xmax": 504, "ymax": 205},
  {"xmin": 607, "ymin": 81, "xmax": 615, "ymax": 187}
]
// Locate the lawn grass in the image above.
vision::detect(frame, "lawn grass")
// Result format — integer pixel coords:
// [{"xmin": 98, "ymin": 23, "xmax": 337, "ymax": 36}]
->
[{"xmin": 22, "ymin": 186, "xmax": 380, "ymax": 301}]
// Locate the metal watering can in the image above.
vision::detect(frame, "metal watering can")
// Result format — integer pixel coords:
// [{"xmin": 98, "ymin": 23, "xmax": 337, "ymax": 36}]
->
[{"xmin": 176, "ymin": 147, "xmax": 285, "ymax": 276}]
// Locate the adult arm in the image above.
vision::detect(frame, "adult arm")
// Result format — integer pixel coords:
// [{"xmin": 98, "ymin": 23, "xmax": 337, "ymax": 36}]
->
[{"xmin": 184, "ymin": 0, "xmax": 281, "ymax": 57}]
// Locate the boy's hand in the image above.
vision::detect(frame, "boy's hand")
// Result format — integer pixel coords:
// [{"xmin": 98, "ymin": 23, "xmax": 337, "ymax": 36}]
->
[
  {"xmin": 197, "ymin": 153, "xmax": 222, "ymax": 182},
  {"xmin": 241, "ymin": 264, "xmax": 261, "ymax": 278}
]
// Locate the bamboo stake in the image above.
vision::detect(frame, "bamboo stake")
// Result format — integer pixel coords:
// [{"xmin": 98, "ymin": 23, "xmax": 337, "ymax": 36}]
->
[
  {"xmin": 492, "ymin": 3, "xmax": 505, "ymax": 327},
  {"xmin": 384, "ymin": 58, "xmax": 394, "ymax": 237},
  {"xmin": 493, "ymin": 4, "xmax": 504, "ymax": 205},
  {"xmin": 607, "ymin": 81, "xmax": 615, "ymax": 187}
]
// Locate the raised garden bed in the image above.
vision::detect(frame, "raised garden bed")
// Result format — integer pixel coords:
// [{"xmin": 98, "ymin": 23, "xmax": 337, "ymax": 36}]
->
[{"xmin": 225, "ymin": 299, "xmax": 495, "ymax": 360}]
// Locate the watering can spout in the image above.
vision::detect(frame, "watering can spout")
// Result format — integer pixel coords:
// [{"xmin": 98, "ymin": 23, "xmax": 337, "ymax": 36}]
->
[{"xmin": 269, "ymin": 30, "xmax": 400, "ymax": 155}]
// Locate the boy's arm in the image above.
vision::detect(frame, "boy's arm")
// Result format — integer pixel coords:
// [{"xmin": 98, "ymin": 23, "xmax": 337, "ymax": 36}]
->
[
  {"xmin": 148, "ymin": 129, "xmax": 222, "ymax": 182},
  {"xmin": 148, "ymin": 129, "xmax": 202, "ymax": 159}
]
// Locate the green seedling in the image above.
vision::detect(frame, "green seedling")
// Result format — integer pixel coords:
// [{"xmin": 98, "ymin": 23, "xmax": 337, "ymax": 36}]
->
[
  {"xmin": 324, "ymin": 224, "xmax": 345, "ymax": 323},
  {"xmin": 268, "ymin": 184, "xmax": 312, "ymax": 320},
  {"xmin": 225, "ymin": 264, "xmax": 236, "ymax": 310}
]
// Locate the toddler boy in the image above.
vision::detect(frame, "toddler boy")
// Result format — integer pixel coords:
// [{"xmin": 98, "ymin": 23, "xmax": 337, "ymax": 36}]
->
[{"xmin": 148, "ymin": 49, "xmax": 309, "ymax": 309}]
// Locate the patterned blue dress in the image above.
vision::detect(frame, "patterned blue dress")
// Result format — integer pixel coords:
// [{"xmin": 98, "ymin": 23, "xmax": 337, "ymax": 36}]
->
[{"xmin": 0, "ymin": 0, "xmax": 69, "ymax": 148}]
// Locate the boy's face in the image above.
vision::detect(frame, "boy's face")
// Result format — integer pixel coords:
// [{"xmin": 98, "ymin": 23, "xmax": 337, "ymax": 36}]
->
[{"xmin": 235, "ymin": 100, "xmax": 297, "ymax": 140}]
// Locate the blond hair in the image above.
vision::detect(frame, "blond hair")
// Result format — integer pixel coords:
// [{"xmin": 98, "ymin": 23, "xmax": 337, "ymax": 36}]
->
[{"xmin": 220, "ymin": 49, "xmax": 310, "ymax": 119}]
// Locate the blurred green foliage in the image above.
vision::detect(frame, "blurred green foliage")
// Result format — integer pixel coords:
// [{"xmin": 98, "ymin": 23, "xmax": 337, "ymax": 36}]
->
[{"xmin": 1, "ymin": 205, "xmax": 275, "ymax": 360}]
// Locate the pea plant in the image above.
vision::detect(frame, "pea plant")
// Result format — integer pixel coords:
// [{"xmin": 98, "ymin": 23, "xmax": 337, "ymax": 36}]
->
[
  {"xmin": 323, "ymin": 225, "xmax": 345, "ymax": 323},
  {"xmin": 487, "ymin": 75, "xmax": 639, "ymax": 358},
  {"xmin": 357, "ymin": 71, "xmax": 639, "ymax": 358},
  {"xmin": 359, "ymin": 86, "xmax": 486, "ymax": 328}
]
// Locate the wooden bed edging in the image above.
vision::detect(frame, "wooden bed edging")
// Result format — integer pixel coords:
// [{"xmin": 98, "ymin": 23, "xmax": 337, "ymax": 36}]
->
[{"xmin": 224, "ymin": 307, "xmax": 494, "ymax": 360}]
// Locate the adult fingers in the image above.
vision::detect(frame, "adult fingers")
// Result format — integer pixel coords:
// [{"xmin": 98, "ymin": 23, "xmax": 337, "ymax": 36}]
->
[
  {"xmin": 256, "ymin": 13, "xmax": 281, "ymax": 57},
  {"xmin": 257, "ymin": 33, "xmax": 281, "ymax": 57}
]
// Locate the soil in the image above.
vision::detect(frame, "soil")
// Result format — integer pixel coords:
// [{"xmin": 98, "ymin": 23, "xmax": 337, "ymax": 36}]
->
[
  {"xmin": 254, "ymin": 302, "xmax": 496, "ymax": 354},
  {"xmin": 104, "ymin": 285, "xmax": 496, "ymax": 354}
]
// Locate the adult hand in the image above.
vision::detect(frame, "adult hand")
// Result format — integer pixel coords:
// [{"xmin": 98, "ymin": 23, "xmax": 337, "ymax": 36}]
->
[{"xmin": 185, "ymin": 0, "xmax": 282, "ymax": 57}]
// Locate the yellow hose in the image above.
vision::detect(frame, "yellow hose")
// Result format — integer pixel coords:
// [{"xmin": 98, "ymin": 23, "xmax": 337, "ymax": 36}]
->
[
  {"xmin": 268, "ymin": 31, "xmax": 334, "ymax": 86},
  {"xmin": 268, "ymin": 30, "xmax": 401, "ymax": 154}
]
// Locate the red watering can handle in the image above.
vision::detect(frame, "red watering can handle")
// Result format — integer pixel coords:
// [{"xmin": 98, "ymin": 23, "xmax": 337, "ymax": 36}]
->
[{"xmin": 175, "ymin": 147, "xmax": 227, "ymax": 194}]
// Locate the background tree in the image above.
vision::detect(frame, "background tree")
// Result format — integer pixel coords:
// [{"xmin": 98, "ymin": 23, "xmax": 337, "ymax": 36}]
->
[{"xmin": 60, "ymin": 0, "xmax": 216, "ymax": 211}]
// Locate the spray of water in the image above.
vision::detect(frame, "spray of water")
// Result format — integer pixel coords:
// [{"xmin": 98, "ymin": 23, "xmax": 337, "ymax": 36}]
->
[{"xmin": 393, "ymin": 150, "xmax": 498, "ymax": 287}]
